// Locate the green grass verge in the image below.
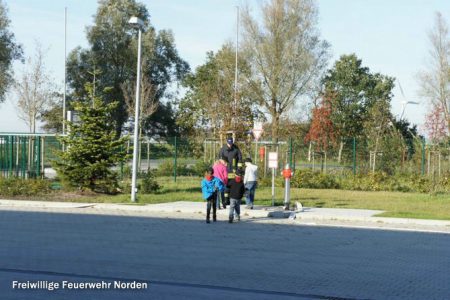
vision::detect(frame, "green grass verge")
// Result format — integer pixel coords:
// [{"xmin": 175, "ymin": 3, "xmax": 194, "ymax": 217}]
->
[{"xmin": 71, "ymin": 176, "xmax": 450, "ymax": 221}]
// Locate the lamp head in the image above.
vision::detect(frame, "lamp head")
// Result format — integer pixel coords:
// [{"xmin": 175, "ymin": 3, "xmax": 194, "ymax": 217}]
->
[{"xmin": 128, "ymin": 16, "xmax": 144, "ymax": 28}]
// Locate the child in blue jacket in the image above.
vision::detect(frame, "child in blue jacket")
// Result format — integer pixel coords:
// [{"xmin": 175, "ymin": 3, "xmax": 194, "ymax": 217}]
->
[{"xmin": 201, "ymin": 167, "xmax": 225, "ymax": 223}]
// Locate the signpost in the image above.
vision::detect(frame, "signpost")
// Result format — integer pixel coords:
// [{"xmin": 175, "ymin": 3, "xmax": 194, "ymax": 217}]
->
[
  {"xmin": 268, "ymin": 152, "xmax": 278, "ymax": 206},
  {"xmin": 253, "ymin": 122, "xmax": 263, "ymax": 163}
]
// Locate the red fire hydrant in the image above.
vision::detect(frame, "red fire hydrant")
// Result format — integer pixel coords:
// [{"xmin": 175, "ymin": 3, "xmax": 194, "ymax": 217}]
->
[
  {"xmin": 282, "ymin": 163, "xmax": 293, "ymax": 210},
  {"xmin": 259, "ymin": 147, "xmax": 265, "ymax": 162}
]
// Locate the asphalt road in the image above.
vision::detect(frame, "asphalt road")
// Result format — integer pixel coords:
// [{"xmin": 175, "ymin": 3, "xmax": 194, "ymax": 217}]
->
[{"xmin": 0, "ymin": 209, "xmax": 449, "ymax": 299}]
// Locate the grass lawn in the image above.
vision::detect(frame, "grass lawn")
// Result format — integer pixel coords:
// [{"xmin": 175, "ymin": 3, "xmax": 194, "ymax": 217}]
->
[{"xmin": 72, "ymin": 176, "xmax": 450, "ymax": 221}]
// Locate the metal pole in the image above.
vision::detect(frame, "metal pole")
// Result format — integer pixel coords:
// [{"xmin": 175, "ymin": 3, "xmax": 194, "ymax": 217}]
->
[
  {"xmin": 21, "ymin": 137, "xmax": 26, "ymax": 178},
  {"xmin": 63, "ymin": 7, "xmax": 67, "ymax": 135},
  {"xmin": 203, "ymin": 140, "xmax": 206, "ymax": 162},
  {"xmin": 284, "ymin": 164, "xmax": 290, "ymax": 211},
  {"xmin": 254, "ymin": 140, "xmax": 257, "ymax": 165},
  {"xmin": 352, "ymin": 137, "xmax": 356, "ymax": 175},
  {"xmin": 264, "ymin": 145, "xmax": 267, "ymax": 178},
  {"xmin": 9, "ymin": 136, "xmax": 13, "ymax": 177},
  {"xmin": 271, "ymin": 167, "xmax": 275, "ymax": 206},
  {"xmin": 174, "ymin": 136, "xmax": 177, "ymax": 183},
  {"xmin": 234, "ymin": 6, "xmax": 239, "ymax": 128},
  {"xmin": 421, "ymin": 137, "xmax": 425, "ymax": 175},
  {"xmin": 289, "ymin": 137, "xmax": 293, "ymax": 167},
  {"xmin": 147, "ymin": 140, "xmax": 150, "ymax": 171},
  {"xmin": 41, "ymin": 137, "xmax": 45, "ymax": 177},
  {"xmin": 131, "ymin": 28, "xmax": 142, "ymax": 202},
  {"xmin": 438, "ymin": 152, "xmax": 441, "ymax": 177},
  {"xmin": 36, "ymin": 137, "xmax": 41, "ymax": 178}
]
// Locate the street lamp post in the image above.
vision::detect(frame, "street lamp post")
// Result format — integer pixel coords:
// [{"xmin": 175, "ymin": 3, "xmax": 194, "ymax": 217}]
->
[{"xmin": 129, "ymin": 16, "xmax": 144, "ymax": 202}]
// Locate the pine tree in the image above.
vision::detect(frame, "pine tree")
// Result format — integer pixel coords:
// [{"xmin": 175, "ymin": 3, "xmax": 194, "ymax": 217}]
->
[{"xmin": 55, "ymin": 85, "xmax": 128, "ymax": 193}]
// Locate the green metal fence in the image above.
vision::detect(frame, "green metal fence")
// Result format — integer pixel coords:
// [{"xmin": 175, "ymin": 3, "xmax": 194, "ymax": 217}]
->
[
  {"xmin": 1, "ymin": 133, "xmax": 448, "ymax": 181},
  {"xmin": 0, "ymin": 134, "xmax": 61, "ymax": 179}
]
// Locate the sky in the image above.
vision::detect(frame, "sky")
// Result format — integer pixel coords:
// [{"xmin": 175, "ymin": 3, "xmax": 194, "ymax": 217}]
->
[{"xmin": 1, "ymin": 0, "xmax": 449, "ymax": 133}]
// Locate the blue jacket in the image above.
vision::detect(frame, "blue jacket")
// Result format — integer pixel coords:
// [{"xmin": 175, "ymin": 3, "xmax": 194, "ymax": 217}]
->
[{"xmin": 201, "ymin": 177, "xmax": 225, "ymax": 200}]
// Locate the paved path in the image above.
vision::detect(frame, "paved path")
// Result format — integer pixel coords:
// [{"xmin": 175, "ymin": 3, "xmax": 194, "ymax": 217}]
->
[{"xmin": 0, "ymin": 206, "xmax": 449, "ymax": 299}]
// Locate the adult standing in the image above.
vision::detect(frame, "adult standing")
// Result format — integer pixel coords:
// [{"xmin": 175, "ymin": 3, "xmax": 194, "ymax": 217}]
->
[
  {"xmin": 218, "ymin": 137, "xmax": 242, "ymax": 172},
  {"xmin": 244, "ymin": 158, "xmax": 258, "ymax": 209}
]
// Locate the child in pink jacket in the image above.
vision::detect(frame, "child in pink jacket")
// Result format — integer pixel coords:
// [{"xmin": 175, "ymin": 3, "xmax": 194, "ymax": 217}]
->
[{"xmin": 212, "ymin": 157, "xmax": 228, "ymax": 209}]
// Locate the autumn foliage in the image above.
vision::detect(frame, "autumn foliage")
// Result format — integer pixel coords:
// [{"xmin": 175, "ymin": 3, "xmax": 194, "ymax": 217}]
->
[
  {"xmin": 305, "ymin": 94, "xmax": 337, "ymax": 150},
  {"xmin": 424, "ymin": 103, "xmax": 448, "ymax": 144}
]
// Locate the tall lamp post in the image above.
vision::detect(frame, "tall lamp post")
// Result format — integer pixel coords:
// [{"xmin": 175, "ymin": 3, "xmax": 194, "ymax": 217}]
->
[{"xmin": 129, "ymin": 16, "xmax": 144, "ymax": 202}]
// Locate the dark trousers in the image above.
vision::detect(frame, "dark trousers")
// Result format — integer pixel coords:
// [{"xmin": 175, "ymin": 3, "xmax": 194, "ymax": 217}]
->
[{"xmin": 207, "ymin": 194, "xmax": 217, "ymax": 220}]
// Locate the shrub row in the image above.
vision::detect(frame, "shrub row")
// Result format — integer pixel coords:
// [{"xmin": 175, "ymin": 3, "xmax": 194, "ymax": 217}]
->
[
  {"xmin": 154, "ymin": 160, "xmax": 211, "ymax": 177},
  {"xmin": 258, "ymin": 169, "xmax": 450, "ymax": 194},
  {"xmin": 0, "ymin": 178, "xmax": 53, "ymax": 197}
]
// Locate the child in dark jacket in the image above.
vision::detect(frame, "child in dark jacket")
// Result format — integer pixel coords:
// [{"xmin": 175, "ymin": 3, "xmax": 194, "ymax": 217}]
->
[
  {"xmin": 201, "ymin": 167, "xmax": 225, "ymax": 223},
  {"xmin": 226, "ymin": 169, "xmax": 245, "ymax": 223}
]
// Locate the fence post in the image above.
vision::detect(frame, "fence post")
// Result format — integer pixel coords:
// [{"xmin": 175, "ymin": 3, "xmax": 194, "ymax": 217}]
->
[
  {"xmin": 421, "ymin": 137, "xmax": 425, "ymax": 176},
  {"xmin": 173, "ymin": 136, "xmax": 177, "ymax": 183},
  {"xmin": 8, "ymin": 135, "xmax": 13, "ymax": 177},
  {"xmin": 352, "ymin": 137, "xmax": 356, "ymax": 175},
  {"xmin": 41, "ymin": 137, "xmax": 45, "ymax": 177},
  {"xmin": 21, "ymin": 137, "xmax": 26, "ymax": 178},
  {"xmin": 293, "ymin": 151, "xmax": 296, "ymax": 172},
  {"xmin": 120, "ymin": 144, "xmax": 124, "ymax": 179},
  {"xmin": 36, "ymin": 137, "xmax": 41, "ymax": 178},
  {"xmin": 289, "ymin": 137, "xmax": 293, "ymax": 168}
]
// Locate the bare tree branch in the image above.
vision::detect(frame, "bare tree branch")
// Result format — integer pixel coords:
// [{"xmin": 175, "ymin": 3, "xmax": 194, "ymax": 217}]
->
[{"xmin": 13, "ymin": 43, "xmax": 55, "ymax": 133}]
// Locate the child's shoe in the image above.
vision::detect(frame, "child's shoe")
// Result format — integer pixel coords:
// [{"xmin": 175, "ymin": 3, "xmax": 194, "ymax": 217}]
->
[{"xmin": 228, "ymin": 217, "xmax": 233, "ymax": 223}]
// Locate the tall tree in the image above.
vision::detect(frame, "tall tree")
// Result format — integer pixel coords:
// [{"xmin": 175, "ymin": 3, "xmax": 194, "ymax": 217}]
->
[
  {"xmin": 393, "ymin": 118, "xmax": 419, "ymax": 159},
  {"xmin": 39, "ymin": 101, "xmax": 63, "ymax": 133},
  {"xmin": 177, "ymin": 43, "xmax": 260, "ymax": 138},
  {"xmin": 363, "ymin": 98, "xmax": 395, "ymax": 172},
  {"xmin": 424, "ymin": 103, "xmax": 448, "ymax": 144},
  {"xmin": 54, "ymin": 85, "xmax": 128, "ymax": 194},
  {"xmin": 323, "ymin": 54, "xmax": 395, "ymax": 161},
  {"xmin": 418, "ymin": 12, "xmax": 450, "ymax": 136},
  {"xmin": 0, "ymin": 0, "xmax": 23, "ymax": 103},
  {"xmin": 305, "ymin": 93, "xmax": 336, "ymax": 151},
  {"xmin": 241, "ymin": 0, "xmax": 329, "ymax": 142},
  {"xmin": 14, "ymin": 44, "xmax": 56, "ymax": 133},
  {"xmin": 121, "ymin": 70, "xmax": 158, "ymax": 135},
  {"xmin": 64, "ymin": 0, "xmax": 189, "ymax": 136}
]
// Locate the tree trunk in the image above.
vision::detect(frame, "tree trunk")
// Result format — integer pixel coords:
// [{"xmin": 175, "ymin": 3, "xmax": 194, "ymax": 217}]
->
[
  {"xmin": 372, "ymin": 137, "xmax": 379, "ymax": 173},
  {"xmin": 308, "ymin": 142, "xmax": 312, "ymax": 162},
  {"xmin": 338, "ymin": 141, "xmax": 344, "ymax": 163},
  {"xmin": 271, "ymin": 112, "xmax": 279, "ymax": 144}
]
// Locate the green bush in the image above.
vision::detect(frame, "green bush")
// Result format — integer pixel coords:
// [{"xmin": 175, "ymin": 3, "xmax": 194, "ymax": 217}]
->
[
  {"xmin": 118, "ymin": 179, "xmax": 131, "ymax": 194},
  {"xmin": 338, "ymin": 172, "xmax": 411, "ymax": 192},
  {"xmin": 258, "ymin": 169, "xmax": 449, "ymax": 194},
  {"xmin": 140, "ymin": 170, "xmax": 161, "ymax": 194},
  {"xmin": 0, "ymin": 178, "xmax": 52, "ymax": 197},
  {"xmin": 155, "ymin": 160, "xmax": 191, "ymax": 176},
  {"xmin": 258, "ymin": 175, "xmax": 284, "ymax": 188},
  {"xmin": 121, "ymin": 164, "xmax": 132, "ymax": 179},
  {"xmin": 407, "ymin": 175, "xmax": 430, "ymax": 193},
  {"xmin": 440, "ymin": 172, "xmax": 450, "ymax": 191},
  {"xmin": 291, "ymin": 169, "xmax": 340, "ymax": 189},
  {"xmin": 191, "ymin": 160, "xmax": 212, "ymax": 177}
]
